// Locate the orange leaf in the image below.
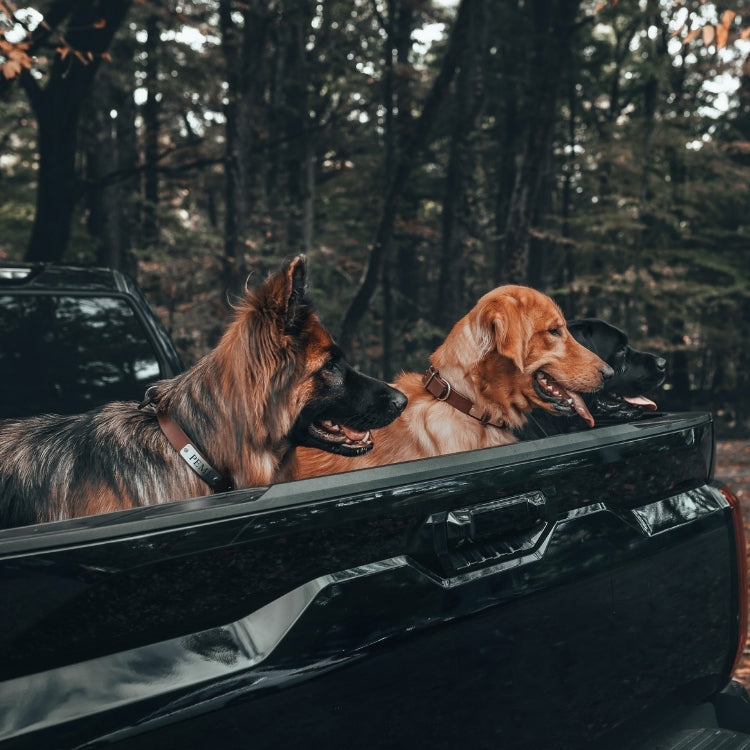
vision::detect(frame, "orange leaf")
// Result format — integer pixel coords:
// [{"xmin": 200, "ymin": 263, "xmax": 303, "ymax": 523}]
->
[
  {"xmin": 101, "ymin": 51, "xmax": 111, "ymax": 62},
  {"xmin": 742, "ymin": 27, "xmax": 750, "ymax": 40},
  {"xmin": 56, "ymin": 45, "xmax": 70, "ymax": 60},
  {"xmin": 683, "ymin": 27, "xmax": 701, "ymax": 44},
  {"xmin": 717, "ymin": 23, "xmax": 728, "ymax": 49},
  {"xmin": 92, "ymin": 18, "xmax": 106, "ymax": 29},
  {"xmin": 1, "ymin": 59, "xmax": 21, "ymax": 78},
  {"xmin": 721, "ymin": 10, "xmax": 736, "ymax": 29},
  {"xmin": 702, "ymin": 24, "xmax": 715, "ymax": 45}
]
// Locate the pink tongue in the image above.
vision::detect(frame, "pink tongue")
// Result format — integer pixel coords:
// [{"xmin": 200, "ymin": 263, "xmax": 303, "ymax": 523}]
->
[
  {"xmin": 568, "ymin": 391, "xmax": 595, "ymax": 428},
  {"xmin": 341, "ymin": 425, "xmax": 369, "ymax": 442},
  {"xmin": 623, "ymin": 395, "xmax": 658, "ymax": 411}
]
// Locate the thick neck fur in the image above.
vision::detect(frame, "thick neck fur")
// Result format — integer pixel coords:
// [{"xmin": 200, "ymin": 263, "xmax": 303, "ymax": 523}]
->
[
  {"xmin": 430, "ymin": 317, "xmax": 525, "ymax": 430},
  {"xmin": 149, "ymin": 301, "xmax": 297, "ymax": 489}
]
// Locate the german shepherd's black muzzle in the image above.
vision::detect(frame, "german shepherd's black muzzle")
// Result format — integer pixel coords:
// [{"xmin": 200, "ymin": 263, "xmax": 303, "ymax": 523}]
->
[{"xmin": 292, "ymin": 347, "xmax": 408, "ymax": 456}]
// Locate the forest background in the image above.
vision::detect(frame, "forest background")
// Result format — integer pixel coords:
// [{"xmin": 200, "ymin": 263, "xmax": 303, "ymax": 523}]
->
[{"xmin": 1, "ymin": 0, "xmax": 749, "ymax": 436}]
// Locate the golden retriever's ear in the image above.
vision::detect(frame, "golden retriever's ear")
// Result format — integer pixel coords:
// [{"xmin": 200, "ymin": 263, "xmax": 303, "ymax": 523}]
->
[{"xmin": 476, "ymin": 296, "xmax": 530, "ymax": 372}]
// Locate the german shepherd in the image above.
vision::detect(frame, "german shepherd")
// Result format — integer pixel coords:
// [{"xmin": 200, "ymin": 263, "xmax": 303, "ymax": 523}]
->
[
  {"xmin": 0, "ymin": 256, "xmax": 407, "ymax": 529},
  {"xmin": 295, "ymin": 285, "xmax": 613, "ymax": 479}
]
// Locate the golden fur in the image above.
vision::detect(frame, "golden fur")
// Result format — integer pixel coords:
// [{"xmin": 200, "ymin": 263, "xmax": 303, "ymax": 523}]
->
[{"xmin": 295, "ymin": 285, "xmax": 612, "ymax": 478}]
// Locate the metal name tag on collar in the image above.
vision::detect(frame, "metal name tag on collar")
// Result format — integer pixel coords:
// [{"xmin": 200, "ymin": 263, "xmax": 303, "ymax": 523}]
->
[{"xmin": 180, "ymin": 443, "xmax": 224, "ymax": 486}]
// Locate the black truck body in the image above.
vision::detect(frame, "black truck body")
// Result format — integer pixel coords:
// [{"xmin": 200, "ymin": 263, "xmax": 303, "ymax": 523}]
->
[{"xmin": 0, "ymin": 265, "xmax": 748, "ymax": 749}]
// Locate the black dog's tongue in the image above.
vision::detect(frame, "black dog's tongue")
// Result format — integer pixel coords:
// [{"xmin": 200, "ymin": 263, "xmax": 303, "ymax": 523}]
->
[{"xmin": 623, "ymin": 395, "xmax": 658, "ymax": 411}]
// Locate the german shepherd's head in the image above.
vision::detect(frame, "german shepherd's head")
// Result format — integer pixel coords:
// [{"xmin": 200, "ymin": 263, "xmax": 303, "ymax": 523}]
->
[
  {"xmin": 270, "ymin": 258, "xmax": 409, "ymax": 456},
  {"xmin": 150, "ymin": 256, "xmax": 408, "ymax": 479}
]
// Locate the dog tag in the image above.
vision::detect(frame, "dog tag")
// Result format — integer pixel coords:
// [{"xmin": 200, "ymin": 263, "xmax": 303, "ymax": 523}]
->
[{"xmin": 180, "ymin": 443, "xmax": 223, "ymax": 486}]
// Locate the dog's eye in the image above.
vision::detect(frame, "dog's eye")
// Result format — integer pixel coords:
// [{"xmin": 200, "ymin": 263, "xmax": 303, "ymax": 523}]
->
[
  {"xmin": 548, "ymin": 327, "xmax": 562, "ymax": 337},
  {"xmin": 319, "ymin": 359, "xmax": 340, "ymax": 378}
]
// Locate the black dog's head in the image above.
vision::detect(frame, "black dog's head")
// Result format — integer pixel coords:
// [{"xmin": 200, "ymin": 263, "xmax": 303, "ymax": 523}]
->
[{"xmin": 567, "ymin": 318, "xmax": 667, "ymax": 420}]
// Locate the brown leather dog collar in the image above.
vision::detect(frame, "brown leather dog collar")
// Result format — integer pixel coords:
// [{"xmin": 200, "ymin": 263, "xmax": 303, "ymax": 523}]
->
[
  {"xmin": 157, "ymin": 411, "xmax": 233, "ymax": 493},
  {"xmin": 422, "ymin": 366, "xmax": 506, "ymax": 429}
]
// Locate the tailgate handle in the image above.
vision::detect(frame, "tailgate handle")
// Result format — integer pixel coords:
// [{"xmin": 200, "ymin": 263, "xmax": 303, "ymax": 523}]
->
[{"xmin": 444, "ymin": 491, "xmax": 546, "ymax": 549}]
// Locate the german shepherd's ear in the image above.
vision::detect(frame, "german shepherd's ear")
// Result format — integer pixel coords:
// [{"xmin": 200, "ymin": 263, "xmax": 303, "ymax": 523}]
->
[
  {"xmin": 263, "ymin": 255, "xmax": 309, "ymax": 333},
  {"xmin": 477, "ymin": 295, "xmax": 530, "ymax": 372}
]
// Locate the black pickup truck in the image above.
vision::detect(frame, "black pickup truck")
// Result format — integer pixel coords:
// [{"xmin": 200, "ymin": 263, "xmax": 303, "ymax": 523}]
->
[{"xmin": 1, "ymin": 263, "xmax": 749, "ymax": 750}]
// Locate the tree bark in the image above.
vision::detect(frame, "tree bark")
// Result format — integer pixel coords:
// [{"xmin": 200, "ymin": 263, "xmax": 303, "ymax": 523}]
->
[
  {"xmin": 219, "ymin": 0, "xmax": 272, "ymax": 293},
  {"xmin": 22, "ymin": 0, "xmax": 132, "ymax": 263},
  {"xmin": 142, "ymin": 11, "xmax": 160, "ymax": 250},
  {"xmin": 495, "ymin": 0, "xmax": 581, "ymax": 285},
  {"xmin": 435, "ymin": 0, "xmax": 486, "ymax": 329},
  {"xmin": 84, "ymin": 68, "xmax": 137, "ymax": 274},
  {"xmin": 338, "ymin": 0, "xmax": 472, "ymax": 359}
]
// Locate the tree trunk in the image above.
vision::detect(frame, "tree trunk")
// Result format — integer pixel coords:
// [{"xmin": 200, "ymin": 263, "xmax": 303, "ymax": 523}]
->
[
  {"xmin": 85, "ymin": 71, "xmax": 135, "ymax": 273},
  {"xmin": 25, "ymin": 100, "xmax": 80, "ymax": 262},
  {"xmin": 495, "ymin": 0, "xmax": 581, "ymax": 285},
  {"xmin": 282, "ymin": 1, "xmax": 314, "ymax": 253},
  {"xmin": 219, "ymin": 0, "xmax": 272, "ymax": 293},
  {"xmin": 338, "ymin": 0, "xmax": 472, "ymax": 360},
  {"xmin": 22, "ymin": 0, "xmax": 132, "ymax": 263},
  {"xmin": 142, "ymin": 12, "xmax": 160, "ymax": 250},
  {"xmin": 435, "ymin": 0, "xmax": 486, "ymax": 329}
]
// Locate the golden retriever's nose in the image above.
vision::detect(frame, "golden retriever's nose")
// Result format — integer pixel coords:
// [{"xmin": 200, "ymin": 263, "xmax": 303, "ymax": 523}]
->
[{"xmin": 601, "ymin": 365, "xmax": 615, "ymax": 382}]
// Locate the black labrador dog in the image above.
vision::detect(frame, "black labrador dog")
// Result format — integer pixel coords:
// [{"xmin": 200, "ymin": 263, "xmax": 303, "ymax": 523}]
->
[{"xmin": 518, "ymin": 318, "xmax": 667, "ymax": 439}]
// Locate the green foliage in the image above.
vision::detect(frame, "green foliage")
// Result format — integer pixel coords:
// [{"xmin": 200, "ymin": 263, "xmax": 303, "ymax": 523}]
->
[{"xmin": 0, "ymin": 0, "xmax": 749, "ymax": 431}]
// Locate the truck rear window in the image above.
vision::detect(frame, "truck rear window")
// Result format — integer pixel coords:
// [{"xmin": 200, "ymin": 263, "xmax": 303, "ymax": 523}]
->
[{"xmin": 0, "ymin": 294, "xmax": 162, "ymax": 419}]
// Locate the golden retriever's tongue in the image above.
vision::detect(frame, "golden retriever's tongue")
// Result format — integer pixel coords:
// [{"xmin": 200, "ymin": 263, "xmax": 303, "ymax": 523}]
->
[
  {"xmin": 623, "ymin": 395, "xmax": 658, "ymax": 411},
  {"xmin": 341, "ymin": 425, "xmax": 369, "ymax": 442},
  {"xmin": 568, "ymin": 391, "xmax": 595, "ymax": 428}
]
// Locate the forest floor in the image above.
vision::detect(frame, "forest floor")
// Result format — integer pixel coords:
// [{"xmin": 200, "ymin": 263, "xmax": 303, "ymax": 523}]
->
[{"xmin": 715, "ymin": 439, "xmax": 750, "ymax": 688}]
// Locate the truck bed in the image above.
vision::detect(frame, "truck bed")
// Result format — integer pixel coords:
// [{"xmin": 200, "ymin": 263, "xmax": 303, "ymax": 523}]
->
[{"xmin": 0, "ymin": 412, "xmax": 744, "ymax": 749}]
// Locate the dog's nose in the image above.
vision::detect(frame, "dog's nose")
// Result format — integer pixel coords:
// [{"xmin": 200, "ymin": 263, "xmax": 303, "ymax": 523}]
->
[
  {"xmin": 390, "ymin": 389, "xmax": 408, "ymax": 414},
  {"xmin": 655, "ymin": 357, "xmax": 667, "ymax": 372},
  {"xmin": 601, "ymin": 365, "xmax": 615, "ymax": 382}
]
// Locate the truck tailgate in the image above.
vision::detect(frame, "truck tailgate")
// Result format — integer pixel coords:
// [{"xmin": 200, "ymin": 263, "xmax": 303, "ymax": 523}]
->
[{"xmin": 0, "ymin": 412, "xmax": 741, "ymax": 748}]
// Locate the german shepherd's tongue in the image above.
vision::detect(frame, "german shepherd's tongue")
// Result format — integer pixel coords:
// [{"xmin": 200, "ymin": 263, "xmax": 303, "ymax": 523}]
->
[
  {"xmin": 623, "ymin": 395, "xmax": 658, "ymax": 411},
  {"xmin": 341, "ymin": 425, "xmax": 371, "ymax": 442}
]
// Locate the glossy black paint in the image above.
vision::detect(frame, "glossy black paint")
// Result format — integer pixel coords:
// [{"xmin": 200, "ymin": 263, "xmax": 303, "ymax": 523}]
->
[
  {"xmin": 0, "ymin": 412, "xmax": 744, "ymax": 749},
  {"xmin": 0, "ymin": 262, "xmax": 183, "ymax": 385}
]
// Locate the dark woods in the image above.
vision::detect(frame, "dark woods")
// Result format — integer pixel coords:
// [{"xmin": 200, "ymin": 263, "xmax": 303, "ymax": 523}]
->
[{"xmin": 0, "ymin": 0, "xmax": 748, "ymax": 434}]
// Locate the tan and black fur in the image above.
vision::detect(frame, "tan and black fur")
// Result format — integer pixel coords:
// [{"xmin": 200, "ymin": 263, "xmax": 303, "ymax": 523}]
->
[{"xmin": 0, "ymin": 256, "xmax": 406, "ymax": 528}]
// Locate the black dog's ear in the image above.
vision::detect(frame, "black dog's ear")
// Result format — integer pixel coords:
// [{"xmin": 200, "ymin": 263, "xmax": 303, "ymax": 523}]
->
[{"xmin": 567, "ymin": 319, "xmax": 595, "ymax": 345}]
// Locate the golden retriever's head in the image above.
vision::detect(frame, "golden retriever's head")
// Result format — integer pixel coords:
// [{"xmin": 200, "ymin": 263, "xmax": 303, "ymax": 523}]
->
[{"xmin": 461, "ymin": 285, "xmax": 613, "ymax": 427}]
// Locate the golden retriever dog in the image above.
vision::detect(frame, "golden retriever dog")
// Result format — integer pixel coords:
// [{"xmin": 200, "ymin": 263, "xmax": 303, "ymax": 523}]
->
[{"xmin": 295, "ymin": 285, "xmax": 613, "ymax": 479}]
